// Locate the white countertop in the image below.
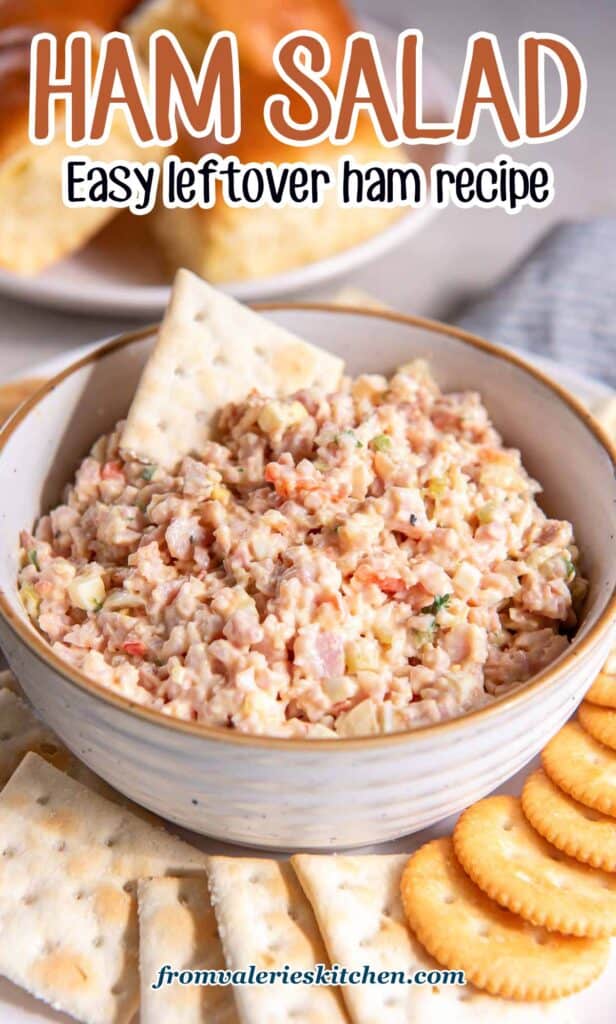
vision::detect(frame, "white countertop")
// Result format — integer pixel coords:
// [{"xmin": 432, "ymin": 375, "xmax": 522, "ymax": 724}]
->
[{"xmin": 0, "ymin": 0, "xmax": 614, "ymax": 378}]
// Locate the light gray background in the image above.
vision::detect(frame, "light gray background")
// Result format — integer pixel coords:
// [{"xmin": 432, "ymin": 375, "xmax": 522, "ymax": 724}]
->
[{"xmin": 0, "ymin": 0, "xmax": 614, "ymax": 376}]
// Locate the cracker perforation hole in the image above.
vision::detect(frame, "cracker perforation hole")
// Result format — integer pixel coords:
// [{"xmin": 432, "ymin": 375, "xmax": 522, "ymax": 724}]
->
[
  {"xmin": 39, "ymin": 742, "xmax": 59, "ymax": 756},
  {"xmin": 55, "ymin": 840, "xmax": 66, "ymax": 853},
  {"xmin": 2, "ymin": 847, "xmax": 16, "ymax": 858},
  {"xmin": 502, "ymin": 820, "xmax": 514, "ymax": 832},
  {"xmin": 36, "ymin": 795, "xmax": 50, "ymax": 806},
  {"xmin": 123, "ymin": 881, "xmax": 135, "ymax": 895},
  {"xmin": 93, "ymin": 936, "xmax": 104, "ymax": 949},
  {"xmin": 0, "ymin": 732, "xmax": 11, "ymax": 741},
  {"xmin": 443, "ymin": 894, "xmax": 456, "ymax": 905}
]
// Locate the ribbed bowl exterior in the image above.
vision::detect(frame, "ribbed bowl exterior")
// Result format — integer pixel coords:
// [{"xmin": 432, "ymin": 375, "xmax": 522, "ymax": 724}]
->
[
  {"xmin": 1, "ymin": 310, "xmax": 614, "ymax": 850},
  {"xmin": 1, "ymin": 620, "xmax": 610, "ymax": 850}
]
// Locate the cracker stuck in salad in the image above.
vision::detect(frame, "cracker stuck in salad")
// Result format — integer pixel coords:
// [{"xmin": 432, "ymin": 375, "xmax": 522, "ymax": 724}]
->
[{"xmin": 17, "ymin": 275, "xmax": 586, "ymax": 739}]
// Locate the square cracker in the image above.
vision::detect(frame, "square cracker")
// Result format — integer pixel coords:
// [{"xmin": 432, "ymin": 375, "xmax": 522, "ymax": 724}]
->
[
  {"xmin": 207, "ymin": 856, "xmax": 348, "ymax": 1024},
  {"xmin": 292, "ymin": 854, "xmax": 578, "ymax": 1024},
  {"xmin": 0, "ymin": 688, "xmax": 157, "ymax": 823},
  {"xmin": 138, "ymin": 876, "xmax": 238, "ymax": 1024},
  {"xmin": 0, "ymin": 752, "xmax": 207, "ymax": 1024},
  {"xmin": 120, "ymin": 269, "xmax": 344, "ymax": 470}
]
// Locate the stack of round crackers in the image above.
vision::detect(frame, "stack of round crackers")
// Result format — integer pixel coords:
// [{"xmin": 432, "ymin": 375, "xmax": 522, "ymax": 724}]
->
[{"xmin": 400, "ymin": 650, "xmax": 616, "ymax": 1003}]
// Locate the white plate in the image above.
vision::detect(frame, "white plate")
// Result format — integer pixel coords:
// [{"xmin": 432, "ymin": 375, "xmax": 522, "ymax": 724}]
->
[
  {"xmin": 0, "ymin": 20, "xmax": 459, "ymax": 318},
  {"xmin": 0, "ymin": 345, "xmax": 613, "ymax": 1022}
]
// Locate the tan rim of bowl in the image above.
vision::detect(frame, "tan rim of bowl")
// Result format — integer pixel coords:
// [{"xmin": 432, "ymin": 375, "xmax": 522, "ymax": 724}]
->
[{"xmin": 0, "ymin": 303, "xmax": 615, "ymax": 751}]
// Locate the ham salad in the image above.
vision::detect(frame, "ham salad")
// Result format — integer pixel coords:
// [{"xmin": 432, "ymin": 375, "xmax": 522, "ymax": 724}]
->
[{"xmin": 18, "ymin": 361, "xmax": 585, "ymax": 738}]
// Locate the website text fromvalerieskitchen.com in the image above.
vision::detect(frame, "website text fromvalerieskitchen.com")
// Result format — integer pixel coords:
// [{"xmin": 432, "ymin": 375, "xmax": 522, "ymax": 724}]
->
[{"xmin": 151, "ymin": 963, "xmax": 466, "ymax": 989}]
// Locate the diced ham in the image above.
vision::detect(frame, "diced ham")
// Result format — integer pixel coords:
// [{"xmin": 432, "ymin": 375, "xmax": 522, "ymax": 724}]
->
[{"xmin": 18, "ymin": 360, "xmax": 580, "ymax": 739}]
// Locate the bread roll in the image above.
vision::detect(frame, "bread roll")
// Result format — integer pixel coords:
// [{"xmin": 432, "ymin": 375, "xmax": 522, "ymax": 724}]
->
[
  {"xmin": 128, "ymin": 0, "xmax": 408, "ymax": 282},
  {"xmin": 128, "ymin": 0, "xmax": 353, "ymax": 79},
  {"xmin": 0, "ymin": 3, "xmax": 145, "ymax": 275},
  {"xmin": 154, "ymin": 85, "xmax": 406, "ymax": 282},
  {"xmin": 0, "ymin": 0, "xmax": 142, "ymax": 32}
]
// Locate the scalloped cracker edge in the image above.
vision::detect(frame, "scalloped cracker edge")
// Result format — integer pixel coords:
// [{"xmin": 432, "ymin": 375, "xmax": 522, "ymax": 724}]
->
[
  {"xmin": 400, "ymin": 837, "xmax": 608, "ymax": 1002},
  {"xmin": 292, "ymin": 852, "xmax": 574, "ymax": 1022},
  {"xmin": 522, "ymin": 769, "xmax": 616, "ymax": 872},
  {"xmin": 453, "ymin": 796, "xmax": 616, "ymax": 938}
]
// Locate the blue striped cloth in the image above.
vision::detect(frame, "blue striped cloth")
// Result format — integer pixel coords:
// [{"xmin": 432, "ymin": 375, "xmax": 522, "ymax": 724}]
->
[{"xmin": 458, "ymin": 219, "xmax": 616, "ymax": 389}]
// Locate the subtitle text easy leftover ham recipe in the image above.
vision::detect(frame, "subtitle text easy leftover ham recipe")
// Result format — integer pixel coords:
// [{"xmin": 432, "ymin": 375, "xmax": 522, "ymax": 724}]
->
[{"xmin": 18, "ymin": 361, "xmax": 585, "ymax": 738}]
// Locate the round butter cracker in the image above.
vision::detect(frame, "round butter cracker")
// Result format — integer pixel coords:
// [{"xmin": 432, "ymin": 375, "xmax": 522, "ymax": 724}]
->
[
  {"xmin": 399, "ymin": 837, "xmax": 608, "ymax": 1001},
  {"xmin": 586, "ymin": 671, "xmax": 616, "ymax": 709},
  {"xmin": 578, "ymin": 702, "xmax": 616, "ymax": 751},
  {"xmin": 542, "ymin": 721, "xmax": 616, "ymax": 816},
  {"xmin": 454, "ymin": 795, "xmax": 616, "ymax": 937},
  {"xmin": 522, "ymin": 769, "xmax": 616, "ymax": 871}
]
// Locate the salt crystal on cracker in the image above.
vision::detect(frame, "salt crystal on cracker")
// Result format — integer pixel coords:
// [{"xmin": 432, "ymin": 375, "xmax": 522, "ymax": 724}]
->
[
  {"xmin": 207, "ymin": 856, "xmax": 348, "ymax": 1024},
  {"xmin": 120, "ymin": 270, "xmax": 344, "ymax": 470},
  {"xmin": 0, "ymin": 752, "xmax": 207, "ymax": 1024},
  {"xmin": 138, "ymin": 876, "xmax": 238, "ymax": 1024}
]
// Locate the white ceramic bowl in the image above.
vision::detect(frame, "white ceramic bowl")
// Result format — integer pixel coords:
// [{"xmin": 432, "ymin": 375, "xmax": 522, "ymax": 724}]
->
[{"xmin": 0, "ymin": 306, "xmax": 614, "ymax": 851}]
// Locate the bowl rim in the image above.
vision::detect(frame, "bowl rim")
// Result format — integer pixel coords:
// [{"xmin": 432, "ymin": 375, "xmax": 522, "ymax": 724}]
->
[{"xmin": 1, "ymin": 302, "xmax": 615, "ymax": 752}]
